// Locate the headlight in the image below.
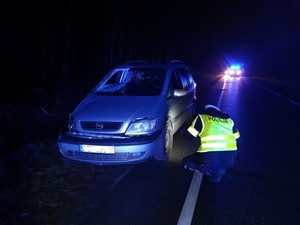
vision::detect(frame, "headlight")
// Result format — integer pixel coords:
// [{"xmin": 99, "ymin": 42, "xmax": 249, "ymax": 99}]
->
[
  {"xmin": 126, "ymin": 118, "xmax": 157, "ymax": 135},
  {"xmin": 236, "ymin": 70, "xmax": 242, "ymax": 75}
]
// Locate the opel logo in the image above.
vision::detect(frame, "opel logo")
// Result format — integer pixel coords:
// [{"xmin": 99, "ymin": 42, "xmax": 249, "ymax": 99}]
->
[{"xmin": 96, "ymin": 122, "xmax": 104, "ymax": 130}]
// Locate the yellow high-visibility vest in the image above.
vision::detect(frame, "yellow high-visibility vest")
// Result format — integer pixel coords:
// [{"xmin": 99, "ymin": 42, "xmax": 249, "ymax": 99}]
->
[{"xmin": 187, "ymin": 114, "xmax": 240, "ymax": 153}]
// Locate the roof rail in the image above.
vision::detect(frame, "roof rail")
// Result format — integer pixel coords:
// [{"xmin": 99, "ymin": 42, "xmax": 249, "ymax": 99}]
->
[{"xmin": 169, "ymin": 60, "xmax": 184, "ymax": 65}]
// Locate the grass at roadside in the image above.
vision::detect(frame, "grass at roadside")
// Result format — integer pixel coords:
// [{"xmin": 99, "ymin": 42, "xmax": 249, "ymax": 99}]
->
[
  {"xmin": 0, "ymin": 139, "xmax": 132, "ymax": 225},
  {"xmin": 0, "ymin": 74, "xmax": 136, "ymax": 225}
]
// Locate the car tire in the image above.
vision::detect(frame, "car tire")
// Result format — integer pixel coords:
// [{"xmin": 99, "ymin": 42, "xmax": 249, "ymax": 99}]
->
[{"xmin": 154, "ymin": 120, "xmax": 173, "ymax": 161}]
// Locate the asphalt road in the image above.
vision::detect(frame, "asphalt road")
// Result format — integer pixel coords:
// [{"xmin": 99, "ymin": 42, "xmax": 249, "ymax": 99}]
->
[{"xmin": 76, "ymin": 75, "xmax": 300, "ymax": 225}]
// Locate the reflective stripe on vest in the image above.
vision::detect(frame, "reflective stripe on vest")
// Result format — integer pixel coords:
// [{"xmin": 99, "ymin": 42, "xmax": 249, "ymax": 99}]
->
[
  {"xmin": 200, "ymin": 141, "xmax": 237, "ymax": 152},
  {"xmin": 201, "ymin": 134, "xmax": 236, "ymax": 141},
  {"xmin": 187, "ymin": 126, "xmax": 199, "ymax": 137},
  {"xmin": 234, "ymin": 130, "xmax": 240, "ymax": 139},
  {"xmin": 187, "ymin": 116, "xmax": 200, "ymax": 137}
]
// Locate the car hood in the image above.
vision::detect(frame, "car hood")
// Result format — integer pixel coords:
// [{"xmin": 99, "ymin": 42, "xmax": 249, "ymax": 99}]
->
[{"xmin": 73, "ymin": 93, "xmax": 166, "ymax": 122}]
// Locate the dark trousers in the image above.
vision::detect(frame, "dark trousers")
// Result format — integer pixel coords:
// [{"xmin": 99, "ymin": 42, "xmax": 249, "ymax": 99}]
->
[{"xmin": 182, "ymin": 151, "xmax": 237, "ymax": 182}]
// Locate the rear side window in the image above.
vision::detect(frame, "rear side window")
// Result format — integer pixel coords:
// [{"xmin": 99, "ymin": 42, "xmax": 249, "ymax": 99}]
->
[
  {"xmin": 177, "ymin": 67, "xmax": 193, "ymax": 88},
  {"xmin": 170, "ymin": 70, "xmax": 183, "ymax": 89},
  {"xmin": 186, "ymin": 68, "xmax": 194, "ymax": 84}
]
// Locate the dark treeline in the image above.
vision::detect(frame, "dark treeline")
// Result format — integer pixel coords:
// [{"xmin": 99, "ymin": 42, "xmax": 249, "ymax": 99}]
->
[
  {"xmin": 1, "ymin": 0, "xmax": 299, "ymax": 102},
  {"xmin": 2, "ymin": 0, "xmax": 178, "ymax": 99}
]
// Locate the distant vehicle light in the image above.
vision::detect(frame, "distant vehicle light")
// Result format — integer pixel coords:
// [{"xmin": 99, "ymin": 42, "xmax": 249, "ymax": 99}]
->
[
  {"xmin": 223, "ymin": 63, "xmax": 244, "ymax": 78},
  {"xmin": 223, "ymin": 74, "xmax": 229, "ymax": 79},
  {"xmin": 236, "ymin": 70, "xmax": 242, "ymax": 75}
]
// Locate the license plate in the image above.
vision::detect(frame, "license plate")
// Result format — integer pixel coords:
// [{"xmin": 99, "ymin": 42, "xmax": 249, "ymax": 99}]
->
[{"xmin": 80, "ymin": 144, "xmax": 115, "ymax": 154}]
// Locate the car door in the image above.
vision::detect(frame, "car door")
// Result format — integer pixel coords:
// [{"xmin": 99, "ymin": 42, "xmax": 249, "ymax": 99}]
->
[
  {"xmin": 178, "ymin": 67, "xmax": 196, "ymax": 110},
  {"xmin": 167, "ymin": 68, "xmax": 188, "ymax": 133}
]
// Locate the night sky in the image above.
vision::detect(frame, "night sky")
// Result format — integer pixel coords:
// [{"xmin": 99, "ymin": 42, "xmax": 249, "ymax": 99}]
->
[{"xmin": 1, "ymin": 0, "xmax": 300, "ymax": 98}]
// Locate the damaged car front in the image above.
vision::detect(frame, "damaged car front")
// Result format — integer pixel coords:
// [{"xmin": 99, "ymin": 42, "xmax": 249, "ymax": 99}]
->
[
  {"xmin": 57, "ymin": 65, "xmax": 169, "ymax": 165},
  {"xmin": 57, "ymin": 60, "xmax": 196, "ymax": 165}
]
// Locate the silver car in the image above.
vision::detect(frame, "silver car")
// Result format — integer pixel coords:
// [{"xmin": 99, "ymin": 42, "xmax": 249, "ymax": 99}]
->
[{"xmin": 57, "ymin": 60, "xmax": 197, "ymax": 165}]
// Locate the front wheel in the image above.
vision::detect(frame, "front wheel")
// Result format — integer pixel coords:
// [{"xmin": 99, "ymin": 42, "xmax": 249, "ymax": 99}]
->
[{"xmin": 154, "ymin": 120, "xmax": 173, "ymax": 161}]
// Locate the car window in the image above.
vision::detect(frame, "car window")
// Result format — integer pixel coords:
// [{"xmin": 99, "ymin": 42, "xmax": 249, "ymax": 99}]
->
[
  {"xmin": 105, "ymin": 70, "xmax": 125, "ymax": 84},
  {"xmin": 178, "ymin": 67, "xmax": 192, "ymax": 88},
  {"xmin": 171, "ymin": 70, "xmax": 184, "ymax": 89},
  {"xmin": 185, "ymin": 68, "xmax": 194, "ymax": 84},
  {"xmin": 167, "ymin": 70, "xmax": 184, "ymax": 98},
  {"xmin": 94, "ymin": 68, "xmax": 166, "ymax": 96}
]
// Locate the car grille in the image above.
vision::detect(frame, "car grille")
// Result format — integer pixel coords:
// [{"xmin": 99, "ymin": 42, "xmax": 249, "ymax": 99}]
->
[
  {"xmin": 74, "ymin": 152, "xmax": 129, "ymax": 161},
  {"xmin": 80, "ymin": 121, "xmax": 123, "ymax": 131}
]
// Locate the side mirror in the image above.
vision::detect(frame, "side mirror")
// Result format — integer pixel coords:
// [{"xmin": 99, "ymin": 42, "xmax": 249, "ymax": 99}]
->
[{"xmin": 173, "ymin": 89, "xmax": 187, "ymax": 97}]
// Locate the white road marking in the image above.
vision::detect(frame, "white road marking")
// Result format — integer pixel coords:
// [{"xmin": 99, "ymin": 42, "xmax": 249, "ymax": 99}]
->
[
  {"xmin": 177, "ymin": 80, "xmax": 224, "ymax": 225},
  {"xmin": 288, "ymin": 99, "xmax": 300, "ymax": 107},
  {"xmin": 177, "ymin": 172, "xmax": 203, "ymax": 225},
  {"xmin": 257, "ymin": 81, "xmax": 300, "ymax": 107},
  {"xmin": 269, "ymin": 90, "xmax": 282, "ymax": 97}
]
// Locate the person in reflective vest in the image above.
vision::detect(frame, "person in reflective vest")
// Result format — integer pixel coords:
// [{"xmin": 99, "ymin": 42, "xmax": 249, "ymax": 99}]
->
[{"xmin": 182, "ymin": 104, "xmax": 240, "ymax": 183}]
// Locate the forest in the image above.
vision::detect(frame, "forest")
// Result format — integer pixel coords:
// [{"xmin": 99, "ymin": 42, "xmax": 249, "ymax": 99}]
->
[{"xmin": 1, "ymin": 0, "xmax": 299, "ymax": 103}]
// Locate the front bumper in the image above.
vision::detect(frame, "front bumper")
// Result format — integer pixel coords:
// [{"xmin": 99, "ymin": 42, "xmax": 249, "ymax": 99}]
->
[{"xmin": 57, "ymin": 130, "xmax": 162, "ymax": 165}]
